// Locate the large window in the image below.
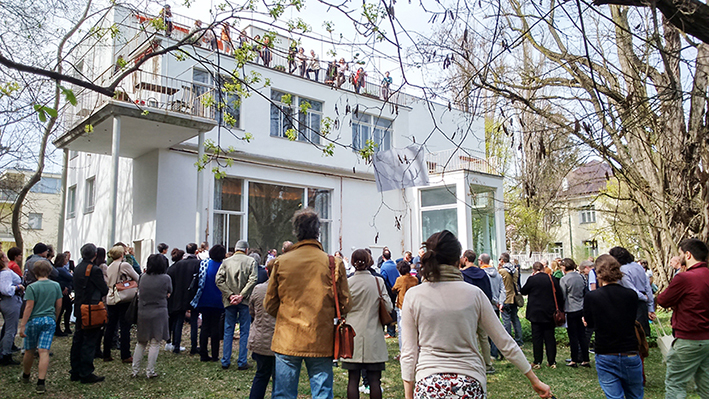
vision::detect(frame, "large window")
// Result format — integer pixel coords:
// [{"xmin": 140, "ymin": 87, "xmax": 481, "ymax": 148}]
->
[
  {"xmin": 30, "ymin": 177, "xmax": 61, "ymax": 194},
  {"xmin": 352, "ymin": 114, "xmax": 392, "ymax": 152},
  {"xmin": 470, "ymin": 189, "xmax": 497, "ymax": 261},
  {"xmin": 583, "ymin": 240, "xmax": 599, "ymax": 258},
  {"xmin": 420, "ymin": 185, "xmax": 458, "ymax": 242},
  {"xmin": 579, "ymin": 205, "xmax": 596, "ymax": 224},
  {"xmin": 270, "ymin": 90, "xmax": 322, "ymax": 144},
  {"xmin": 213, "ymin": 178, "xmax": 332, "ymax": 253},
  {"xmin": 84, "ymin": 177, "xmax": 95, "ymax": 214},
  {"xmin": 67, "ymin": 185, "xmax": 76, "ymax": 219}
]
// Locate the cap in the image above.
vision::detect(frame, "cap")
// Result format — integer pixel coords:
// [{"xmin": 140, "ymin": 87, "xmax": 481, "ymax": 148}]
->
[
  {"xmin": 33, "ymin": 242, "xmax": 49, "ymax": 255},
  {"xmin": 235, "ymin": 240, "xmax": 248, "ymax": 252}
]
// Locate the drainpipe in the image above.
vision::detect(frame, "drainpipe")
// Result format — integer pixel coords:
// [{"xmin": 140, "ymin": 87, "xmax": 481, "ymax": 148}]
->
[
  {"xmin": 195, "ymin": 131, "xmax": 205, "ymax": 243},
  {"xmin": 568, "ymin": 201, "xmax": 574, "ymax": 258},
  {"xmin": 56, "ymin": 149, "xmax": 68, "ymax": 253}
]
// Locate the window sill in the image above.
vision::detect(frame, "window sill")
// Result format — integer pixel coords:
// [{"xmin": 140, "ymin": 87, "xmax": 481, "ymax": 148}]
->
[{"xmin": 270, "ymin": 134, "xmax": 321, "ymax": 146}]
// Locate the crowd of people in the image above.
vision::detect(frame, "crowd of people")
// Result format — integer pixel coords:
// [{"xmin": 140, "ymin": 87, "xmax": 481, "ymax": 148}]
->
[
  {"xmin": 0, "ymin": 209, "xmax": 708, "ymax": 398},
  {"xmin": 171, "ymin": 11, "xmax": 396, "ymax": 100}
]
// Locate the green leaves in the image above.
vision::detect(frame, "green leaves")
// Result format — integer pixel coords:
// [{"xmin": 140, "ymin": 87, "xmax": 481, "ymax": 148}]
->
[
  {"xmin": 0, "ymin": 82, "xmax": 20, "ymax": 98},
  {"xmin": 60, "ymin": 86, "xmax": 77, "ymax": 106},
  {"xmin": 285, "ymin": 128, "xmax": 297, "ymax": 141},
  {"xmin": 33, "ymin": 104, "xmax": 57, "ymax": 123},
  {"xmin": 280, "ymin": 93, "xmax": 293, "ymax": 106}
]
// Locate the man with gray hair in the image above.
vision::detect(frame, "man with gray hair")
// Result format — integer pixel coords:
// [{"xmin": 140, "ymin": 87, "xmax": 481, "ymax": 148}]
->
[
  {"xmin": 480, "ymin": 253, "xmax": 505, "ymax": 360},
  {"xmin": 216, "ymin": 240, "xmax": 258, "ymax": 370}
]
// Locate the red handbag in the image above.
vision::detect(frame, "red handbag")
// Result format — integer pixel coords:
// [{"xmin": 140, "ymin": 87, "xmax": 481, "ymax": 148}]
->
[
  {"xmin": 329, "ymin": 256, "xmax": 355, "ymax": 359},
  {"xmin": 549, "ymin": 274, "xmax": 565, "ymax": 327}
]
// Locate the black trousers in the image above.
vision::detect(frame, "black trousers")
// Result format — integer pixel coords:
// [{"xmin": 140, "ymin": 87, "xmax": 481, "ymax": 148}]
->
[
  {"xmin": 566, "ymin": 311, "xmax": 589, "ymax": 363},
  {"xmin": 636, "ymin": 300, "xmax": 651, "ymax": 337},
  {"xmin": 104, "ymin": 303, "xmax": 132, "ymax": 360},
  {"xmin": 199, "ymin": 308, "xmax": 223, "ymax": 361},
  {"xmin": 70, "ymin": 325, "xmax": 102, "ymax": 378},
  {"xmin": 56, "ymin": 294, "xmax": 72, "ymax": 333},
  {"xmin": 531, "ymin": 321, "xmax": 557, "ymax": 365},
  {"xmin": 249, "ymin": 352, "xmax": 275, "ymax": 399}
]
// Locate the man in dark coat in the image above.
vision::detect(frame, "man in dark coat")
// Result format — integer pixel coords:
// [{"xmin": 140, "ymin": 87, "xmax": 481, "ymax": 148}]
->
[
  {"xmin": 167, "ymin": 243, "xmax": 201, "ymax": 354},
  {"xmin": 69, "ymin": 243, "xmax": 109, "ymax": 384},
  {"xmin": 520, "ymin": 261, "xmax": 565, "ymax": 368},
  {"xmin": 459, "ymin": 249, "xmax": 495, "ymax": 374}
]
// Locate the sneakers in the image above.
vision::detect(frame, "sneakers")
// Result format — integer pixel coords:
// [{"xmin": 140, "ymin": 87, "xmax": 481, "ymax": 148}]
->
[
  {"xmin": 486, "ymin": 366, "xmax": 496, "ymax": 375},
  {"xmin": 531, "ymin": 363, "xmax": 541, "ymax": 370},
  {"xmin": 237, "ymin": 363, "xmax": 252, "ymax": 370},
  {"xmin": 164, "ymin": 343, "xmax": 174, "ymax": 352},
  {"xmin": 359, "ymin": 385, "xmax": 370, "ymax": 394},
  {"xmin": 21, "ymin": 373, "xmax": 30, "ymax": 384},
  {"xmin": 36, "ymin": 384, "xmax": 46, "ymax": 394}
]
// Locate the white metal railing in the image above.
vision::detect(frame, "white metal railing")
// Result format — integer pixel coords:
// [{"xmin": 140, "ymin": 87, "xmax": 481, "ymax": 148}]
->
[
  {"xmin": 510, "ymin": 252, "xmax": 559, "ymax": 270},
  {"xmin": 67, "ymin": 67, "xmax": 217, "ymax": 130},
  {"xmin": 427, "ymin": 148, "xmax": 499, "ymax": 175}
]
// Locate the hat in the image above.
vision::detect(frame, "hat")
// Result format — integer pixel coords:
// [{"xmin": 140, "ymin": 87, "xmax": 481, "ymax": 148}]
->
[
  {"xmin": 33, "ymin": 242, "xmax": 48, "ymax": 255},
  {"xmin": 235, "ymin": 240, "xmax": 248, "ymax": 252}
]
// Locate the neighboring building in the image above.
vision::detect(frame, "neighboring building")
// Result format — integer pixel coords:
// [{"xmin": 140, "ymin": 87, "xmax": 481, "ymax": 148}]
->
[
  {"xmin": 54, "ymin": 6, "xmax": 505, "ymax": 265},
  {"xmin": 549, "ymin": 161, "xmax": 613, "ymax": 260},
  {"xmin": 0, "ymin": 169, "xmax": 62, "ymax": 255}
]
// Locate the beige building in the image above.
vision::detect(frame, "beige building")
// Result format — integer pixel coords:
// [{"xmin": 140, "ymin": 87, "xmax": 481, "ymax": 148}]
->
[
  {"xmin": 549, "ymin": 161, "xmax": 614, "ymax": 261},
  {"xmin": 0, "ymin": 169, "xmax": 62, "ymax": 256}
]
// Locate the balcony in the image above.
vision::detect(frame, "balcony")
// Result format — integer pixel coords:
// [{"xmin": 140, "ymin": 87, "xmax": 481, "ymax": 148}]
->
[
  {"xmin": 427, "ymin": 148, "xmax": 499, "ymax": 176},
  {"xmin": 56, "ymin": 69, "xmax": 217, "ymax": 158}
]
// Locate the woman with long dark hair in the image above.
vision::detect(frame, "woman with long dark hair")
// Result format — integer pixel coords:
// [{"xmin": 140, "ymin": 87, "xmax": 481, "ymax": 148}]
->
[
  {"xmin": 400, "ymin": 230, "xmax": 552, "ymax": 399},
  {"xmin": 51, "ymin": 253, "xmax": 73, "ymax": 336}
]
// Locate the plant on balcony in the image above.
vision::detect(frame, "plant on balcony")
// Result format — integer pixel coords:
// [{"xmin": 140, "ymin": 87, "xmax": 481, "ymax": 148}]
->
[{"xmin": 273, "ymin": 65, "xmax": 286, "ymax": 72}]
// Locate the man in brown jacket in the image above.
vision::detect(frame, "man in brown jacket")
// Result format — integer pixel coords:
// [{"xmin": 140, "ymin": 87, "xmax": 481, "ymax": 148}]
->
[{"xmin": 264, "ymin": 209, "xmax": 351, "ymax": 399}]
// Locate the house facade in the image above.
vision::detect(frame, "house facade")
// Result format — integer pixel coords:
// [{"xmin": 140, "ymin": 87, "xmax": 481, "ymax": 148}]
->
[
  {"xmin": 0, "ymin": 169, "xmax": 63, "ymax": 256},
  {"xmin": 55, "ymin": 6, "xmax": 505, "ymax": 264},
  {"xmin": 548, "ymin": 161, "xmax": 614, "ymax": 261}
]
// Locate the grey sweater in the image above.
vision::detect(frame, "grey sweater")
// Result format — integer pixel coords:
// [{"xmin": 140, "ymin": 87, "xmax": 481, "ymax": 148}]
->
[{"xmin": 560, "ymin": 271, "xmax": 585, "ymax": 313}]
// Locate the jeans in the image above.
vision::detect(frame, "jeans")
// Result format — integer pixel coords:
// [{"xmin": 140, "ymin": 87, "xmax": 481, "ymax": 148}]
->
[
  {"xmin": 0, "ymin": 295, "xmax": 21, "ymax": 356},
  {"xmin": 222, "ymin": 304, "xmax": 251, "ymax": 367},
  {"xmin": 566, "ymin": 311, "xmax": 589, "ymax": 363},
  {"xmin": 188, "ymin": 308, "xmax": 199, "ymax": 353},
  {"xmin": 250, "ymin": 352, "xmax": 276, "ymax": 399},
  {"xmin": 490, "ymin": 307, "xmax": 500, "ymax": 359},
  {"xmin": 531, "ymin": 322, "xmax": 557, "ymax": 365},
  {"xmin": 595, "ymin": 353, "xmax": 643, "ymax": 399},
  {"xmin": 396, "ymin": 307, "xmax": 402, "ymax": 352},
  {"xmin": 272, "ymin": 353, "xmax": 333, "ymax": 399},
  {"xmin": 665, "ymin": 338, "xmax": 709, "ymax": 399},
  {"xmin": 104, "ymin": 302, "xmax": 132, "ymax": 360},
  {"xmin": 70, "ymin": 325, "xmax": 102, "ymax": 378},
  {"xmin": 501, "ymin": 304, "xmax": 524, "ymax": 345}
]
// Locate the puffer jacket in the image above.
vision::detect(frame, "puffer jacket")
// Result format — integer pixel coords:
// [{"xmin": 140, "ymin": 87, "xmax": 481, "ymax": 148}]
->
[{"xmin": 248, "ymin": 282, "xmax": 276, "ymax": 356}]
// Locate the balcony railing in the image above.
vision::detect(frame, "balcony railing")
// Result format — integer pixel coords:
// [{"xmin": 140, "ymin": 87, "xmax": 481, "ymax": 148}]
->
[
  {"xmin": 66, "ymin": 67, "xmax": 217, "ymax": 129},
  {"xmin": 427, "ymin": 148, "xmax": 499, "ymax": 176}
]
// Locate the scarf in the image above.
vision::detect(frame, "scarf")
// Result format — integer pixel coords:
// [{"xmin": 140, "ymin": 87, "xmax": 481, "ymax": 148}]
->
[{"xmin": 432, "ymin": 264, "xmax": 464, "ymax": 282}]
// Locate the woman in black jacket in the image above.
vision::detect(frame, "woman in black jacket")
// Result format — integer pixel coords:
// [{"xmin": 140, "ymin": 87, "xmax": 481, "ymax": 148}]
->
[
  {"xmin": 52, "ymin": 253, "xmax": 73, "ymax": 336},
  {"xmin": 521, "ymin": 262, "xmax": 564, "ymax": 369}
]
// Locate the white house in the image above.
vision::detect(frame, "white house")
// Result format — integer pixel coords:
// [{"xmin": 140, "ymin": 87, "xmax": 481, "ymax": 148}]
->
[{"xmin": 55, "ymin": 6, "xmax": 505, "ymax": 265}]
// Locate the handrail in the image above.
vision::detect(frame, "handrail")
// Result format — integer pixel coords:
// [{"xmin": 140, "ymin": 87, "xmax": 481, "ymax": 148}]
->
[{"xmin": 427, "ymin": 147, "xmax": 499, "ymax": 176}]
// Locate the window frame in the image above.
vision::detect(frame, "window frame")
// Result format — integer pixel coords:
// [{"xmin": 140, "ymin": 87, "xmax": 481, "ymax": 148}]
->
[
  {"xmin": 270, "ymin": 89, "xmax": 323, "ymax": 145},
  {"xmin": 352, "ymin": 114, "xmax": 392, "ymax": 153},
  {"xmin": 67, "ymin": 185, "xmax": 77, "ymax": 219},
  {"xmin": 192, "ymin": 68, "xmax": 241, "ymax": 129},
  {"xmin": 419, "ymin": 185, "xmax": 459, "ymax": 243},
  {"xmin": 84, "ymin": 177, "xmax": 95, "ymax": 214},
  {"xmin": 579, "ymin": 205, "xmax": 596, "ymax": 224}
]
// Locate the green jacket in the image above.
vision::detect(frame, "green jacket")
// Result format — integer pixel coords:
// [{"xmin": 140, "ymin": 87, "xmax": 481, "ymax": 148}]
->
[{"xmin": 215, "ymin": 251, "xmax": 258, "ymax": 307}]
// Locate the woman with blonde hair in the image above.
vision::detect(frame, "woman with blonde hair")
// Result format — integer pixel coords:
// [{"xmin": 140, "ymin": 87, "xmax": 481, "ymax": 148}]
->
[
  {"xmin": 401, "ymin": 230, "xmax": 552, "ymax": 398},
  {"xmin": 104, "ymin": 245, "xmax": 139, "ymax": 362}
]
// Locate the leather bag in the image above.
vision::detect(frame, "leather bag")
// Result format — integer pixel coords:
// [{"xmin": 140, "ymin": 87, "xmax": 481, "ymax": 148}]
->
[
  {"xmin": 125, "ymin": 293, "xmax": 139, "ymax": 325},
  {"xmin": 548, "ymin": 274, "xmax": 565, "ymax": 327},
  {"xmin": 375, "ymin": 276, "xmax": 394, "ymax": 325},
  {"xmin": 80, "ymin": 264, "xmax": 107, "ymax": 329},
  {"xmin": 106, "ymin": 272, "xmax": 138, "ymax": 306},
  {"xmin": 329, "ymin": 255, "xmax": 355, "ymax": 359}
]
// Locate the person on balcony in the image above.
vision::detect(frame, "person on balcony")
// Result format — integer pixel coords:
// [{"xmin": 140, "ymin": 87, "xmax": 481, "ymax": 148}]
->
[
  {"xmin": 307, "ymin": 50, "xmax": 320, "ymax": 81},
  {"xmin": 297, "ymin": 48, "xmax": 308, "ymax": 77},
  {"xmin": 381, "ymin": 71, "xmax": 392, "ymax": 100},
  {"xmin": 353, "ymin": 68, "xmax": 367, "ymax": 94},
  {"xmin": 203, "ymin": 24, "xmax": 217, "ymax": 51},
  {"xmin": 336, "ymin": 58, "xmax": 349, "ymax": 88},
  {"xmin": 188, "ymin": 20, "xmax": 202, "ymax": 45},
  {"xmin": 159, "ymin": 5, "xmax": 173, "ymax": 38},
  {"xmin": 260, "ymin": 37, "xmax": 272, "ymax": 67},
  {"xmin": 221, "ymin": 22, "xmax": 233, "ymax": 55},
  {"xmin": 287, "ymin": 41, "xmax": 298, "ymax": 74}
]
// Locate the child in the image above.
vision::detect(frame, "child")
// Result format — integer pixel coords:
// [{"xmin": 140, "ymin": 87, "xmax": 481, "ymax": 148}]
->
[
  {"xmin": 19, "ymin": 260, "xmax": 63, "ymax": 394},
  {"xmin": 392, "ymin": 260, "xmax": 419, "ymax": 357}
]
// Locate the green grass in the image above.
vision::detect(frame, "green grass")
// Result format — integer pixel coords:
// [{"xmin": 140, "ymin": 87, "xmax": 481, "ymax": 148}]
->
[{"xmin": 0, "ymin": 310, "xmax": 699, "ymax": 398}]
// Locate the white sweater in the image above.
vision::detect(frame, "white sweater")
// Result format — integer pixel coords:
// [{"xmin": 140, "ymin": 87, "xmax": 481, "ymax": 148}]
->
[{"xmin": 400, "ymin": 280, "xmax": 531, "ymax": 391}]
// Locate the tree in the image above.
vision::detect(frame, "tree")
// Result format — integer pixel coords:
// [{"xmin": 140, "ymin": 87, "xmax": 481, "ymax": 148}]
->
[{"xmin": 426, "ymin": 0, "xmax": 708, "ymax": 289}]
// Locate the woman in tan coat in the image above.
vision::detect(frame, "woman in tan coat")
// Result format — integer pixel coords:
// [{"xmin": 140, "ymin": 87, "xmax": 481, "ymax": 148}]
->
[{"xmin": 341, "ymin": 249, "xmax": 392, "ymax": 399}]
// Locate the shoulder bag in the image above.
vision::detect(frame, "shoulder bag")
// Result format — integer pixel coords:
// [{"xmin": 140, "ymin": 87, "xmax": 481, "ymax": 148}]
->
[
  {"xmin": 106, "ymin": 264, "xmax": 138, "ymax": 305},
  {"xmin": 375, "ymin": 276, "xmax": 394, "ymax": 325},
  {"xmin": 548, "ymin": 274, "xmax": 565, "ymax": 327},
  {"xmin": 80, "ymin": 264, "xmax": 107, "ymax": 329},
  {"xmin": 513, "ymin": 271, "xmax": 525, "ymax": 307},
  {"xmin": 330, "ymin": 255, "xmax": 355, "ymax": 359}
]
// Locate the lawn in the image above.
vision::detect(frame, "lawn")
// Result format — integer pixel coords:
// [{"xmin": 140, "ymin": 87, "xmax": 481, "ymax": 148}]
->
[{"xmin": 0, "ymin": 309, "xmax": 699, "ymax": 398}]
